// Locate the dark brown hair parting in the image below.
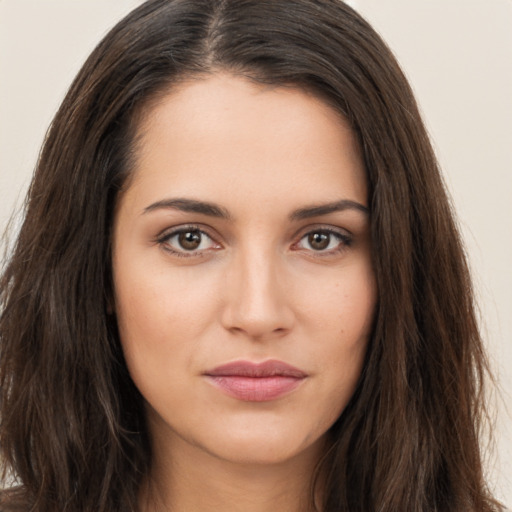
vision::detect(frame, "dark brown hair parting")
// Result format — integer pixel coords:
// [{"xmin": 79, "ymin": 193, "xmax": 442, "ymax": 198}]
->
[{"xmin": 0, "ymin": 0, "xmax": 503, "ymax": 511}]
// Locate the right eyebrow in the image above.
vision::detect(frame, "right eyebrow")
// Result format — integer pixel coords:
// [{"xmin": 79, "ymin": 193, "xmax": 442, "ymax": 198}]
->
[{"xmin": 142, "ymin": 198, "xmax": 232, "ymax": 220}]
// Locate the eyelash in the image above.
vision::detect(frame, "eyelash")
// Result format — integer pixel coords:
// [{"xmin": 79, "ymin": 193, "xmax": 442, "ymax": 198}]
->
[
  {"xmin": 292, "ymin": 228, "xmax": 352, "ymax": 256},
  {"xmin": 155, "ymin": 225, "xmax": 219, "ymax": 258},
  {"xmin": 155, "ymin": 225, "xmax": 352, "ymax": 258}
]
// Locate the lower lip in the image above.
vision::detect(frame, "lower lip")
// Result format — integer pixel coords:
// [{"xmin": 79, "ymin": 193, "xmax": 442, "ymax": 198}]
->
[{"xmin": 205, "ymin": 375, "xmax": 304, "ymax": 402}]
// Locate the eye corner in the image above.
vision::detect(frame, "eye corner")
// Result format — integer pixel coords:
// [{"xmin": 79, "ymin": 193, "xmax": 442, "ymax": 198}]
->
[
  {"xmin": 155, "ymin": 224, "xmax": 223, "ymax": 259},
  {"xmin": 291, "ymin": 226, "xmax": 353, "ymax": 256}
]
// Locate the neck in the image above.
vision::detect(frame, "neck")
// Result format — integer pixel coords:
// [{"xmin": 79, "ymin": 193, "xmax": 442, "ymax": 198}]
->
[{"xmin": 140, "ymin": 430, "xmax": 326, "ymax": 512}]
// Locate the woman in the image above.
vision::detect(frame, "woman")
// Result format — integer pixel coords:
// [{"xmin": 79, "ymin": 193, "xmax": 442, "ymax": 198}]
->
[{"xmin": 0, "ymin": 0, "xmax": 504, "ymax": 510}]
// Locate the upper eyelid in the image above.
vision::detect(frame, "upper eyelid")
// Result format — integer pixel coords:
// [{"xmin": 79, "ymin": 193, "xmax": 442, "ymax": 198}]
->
[
  {"xmin": 292, "ymin": 223, "xmax": 352, "ymax": 240},
  {"xmin": 154, "ymin": 223, "xmax": 352, "ymax": 248},
  {"xmin": 156, "ymin": 224, "xmax": 218, "ymax": 241},
  {"xmin": 157, "ymin": 223, "xmax": 349, "ymax": 235},
  {"xmin": 295, "ymin": 229, "xmax": 351, "ymax": 246},
  {"xmin": 156, "ymin": 226, "xmax": 221, "ymax": 258}
]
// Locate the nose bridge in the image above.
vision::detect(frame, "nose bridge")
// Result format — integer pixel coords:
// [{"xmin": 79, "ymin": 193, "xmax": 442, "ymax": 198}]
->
[{"xmin": 222, "ymin": 240, "xmax": 293, "ymax": 338}]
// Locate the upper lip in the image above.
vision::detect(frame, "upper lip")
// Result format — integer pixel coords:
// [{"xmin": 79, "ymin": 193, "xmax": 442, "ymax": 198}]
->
[{"xmin": 204, "ymin": 359, "xmax": 307, "ymax": 378}]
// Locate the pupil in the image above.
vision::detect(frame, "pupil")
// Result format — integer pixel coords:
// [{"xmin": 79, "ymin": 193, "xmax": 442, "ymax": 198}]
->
[
  {"xmin": 179, "ymin": 231, "xmax": 201, "ymax": 250},
  {"xmin": 309, "ymin": 232, "xmax": 330, "ymax": 250}
]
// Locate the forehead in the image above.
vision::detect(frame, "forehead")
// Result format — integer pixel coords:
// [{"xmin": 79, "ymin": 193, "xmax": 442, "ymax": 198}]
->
[{"xmin": 123, "ymin": 72, "xmax": 367, "ymax": 215}]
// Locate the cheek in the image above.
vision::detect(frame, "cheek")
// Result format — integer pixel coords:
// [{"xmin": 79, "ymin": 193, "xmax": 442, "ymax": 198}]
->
[
  {"xmin": 114, "ymin": 255, "xmax": 219, "ymax": 333},
  {"xmin": 112, "ymin": 255, "xmax": 222, "ymax": 388},
  {"xmin": 300, "ymin": 257, "xmax": 376, "ymax": 338},
  {"xmin": 304, "ymin": 261, "xmax": 376, "ymax": 410}
]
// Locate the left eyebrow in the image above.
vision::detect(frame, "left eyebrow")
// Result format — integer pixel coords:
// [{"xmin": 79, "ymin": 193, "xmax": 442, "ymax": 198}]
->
[{"xmin": 289, "ymin": 199, "xmax": 369, "ymax": 221}]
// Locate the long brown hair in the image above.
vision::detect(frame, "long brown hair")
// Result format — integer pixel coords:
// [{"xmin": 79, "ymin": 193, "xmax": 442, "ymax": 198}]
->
[{"xmin": 0, "ymin": 1, "xmax": 503, "ymax": 510}]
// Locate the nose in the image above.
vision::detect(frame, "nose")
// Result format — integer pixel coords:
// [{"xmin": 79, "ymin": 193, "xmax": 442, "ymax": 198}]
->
[{"xmin": 220, "ymin": 249, "xmax": 295, "ymax": 341}]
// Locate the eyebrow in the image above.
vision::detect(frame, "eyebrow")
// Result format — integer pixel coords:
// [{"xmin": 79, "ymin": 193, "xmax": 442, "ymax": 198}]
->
[
  {"xmin": 143, "ymin": 198, "xmax": 232, "ymax": 219},
  {"xmin": 142, "ymin": 197, "xmax": 369, "ymax": 221},
  {"xmin": 289, "ymin": 199, "xmax": 369, "ymax": 221}
]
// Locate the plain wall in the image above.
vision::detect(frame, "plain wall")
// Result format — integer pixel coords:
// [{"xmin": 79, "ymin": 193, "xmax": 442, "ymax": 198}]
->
[{"xmin": 1, "ymin": 0, "xmax": 511, "ymax": 505}]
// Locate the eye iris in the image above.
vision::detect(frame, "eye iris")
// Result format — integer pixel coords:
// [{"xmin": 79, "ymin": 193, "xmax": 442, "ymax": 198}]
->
[
  {"xmin": 178, "ymin": 231, "xmax": 202, "ymax": 250},
  {"xmin": 308, "ymin": 232, "xmax": 330, "ymax": 250}
]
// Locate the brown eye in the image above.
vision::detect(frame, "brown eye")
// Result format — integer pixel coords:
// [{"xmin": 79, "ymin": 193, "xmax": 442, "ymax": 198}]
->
[
  {"xmin": 295, "ymin": 229, "xmax": 351, "ymax": 254},
  {"xmin": 307, "ymin": 232, "xmax": 330, "ymax": 251},
  {"xmin": 158, "ymin": 227, "xmax": 219, "ymax": 256},
  {"xmin": 178, "ymin": 231, "xmax": 202, "ymax": 250}
]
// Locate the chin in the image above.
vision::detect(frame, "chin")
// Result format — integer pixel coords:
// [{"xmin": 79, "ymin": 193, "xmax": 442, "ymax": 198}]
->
[{"xmin": 197, "ymin": 424, "xmax": 326, "ymax": 467}]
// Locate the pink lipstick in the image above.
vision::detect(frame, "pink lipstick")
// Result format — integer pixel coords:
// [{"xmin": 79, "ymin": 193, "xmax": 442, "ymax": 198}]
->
[{"xmin": 204, "ymin": 360, "xmax": 307, "ymax": 402}]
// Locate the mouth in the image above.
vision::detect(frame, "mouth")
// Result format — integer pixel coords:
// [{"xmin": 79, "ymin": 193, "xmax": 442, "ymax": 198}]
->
[{"xmin": 203, "ymin": 360, "xmax": 308, "ymax": 402}]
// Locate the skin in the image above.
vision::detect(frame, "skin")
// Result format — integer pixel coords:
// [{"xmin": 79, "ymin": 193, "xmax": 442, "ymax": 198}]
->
[{"xmin": 112, "ymin": 72, "xmax": 376, "ymax": 512}]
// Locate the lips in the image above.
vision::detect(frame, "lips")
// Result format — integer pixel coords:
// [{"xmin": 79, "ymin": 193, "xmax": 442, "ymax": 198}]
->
[{"xmin": 204, "ymin": 360, "xmax": 307, "ymax": 402}]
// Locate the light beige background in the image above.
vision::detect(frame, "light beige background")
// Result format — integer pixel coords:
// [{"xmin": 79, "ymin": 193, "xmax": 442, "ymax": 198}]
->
[{"xmin": 1, "ymin": 0, "xmax": 511, "ymax": 505}]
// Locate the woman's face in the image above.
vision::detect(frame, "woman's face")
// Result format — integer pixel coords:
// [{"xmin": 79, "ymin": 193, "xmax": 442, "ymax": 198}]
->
[{"xmin": 112, "ymin": 73, "xmax": 376, "ymax": 468}]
